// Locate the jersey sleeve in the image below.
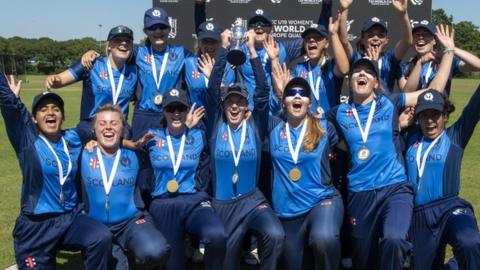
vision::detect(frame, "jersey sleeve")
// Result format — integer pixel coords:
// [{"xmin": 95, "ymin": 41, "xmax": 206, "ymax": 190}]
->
[
  {"xmin": 0, "ymin": 73, "xmax": 37, "ymax": 154},
  {"xmin": 326, "ymin": 106, "xmax": 345, "ymax": 143},
  {"xmin": 326, "ymin": 120, "xmax": 339, "ymax": 148},
  {"xmin": 67, "ymin": 60, "xmax": 89, "ymax": 81},
  {"xmin": 251, "ymin": 56, "xmax": 270, "ymax": 140},
  {"xmin": 448, "ymin": 85, "xmax": 480, "ymax": 148},
  {"xmin": 385, "ymin": 93, "xmax": 405, "ymax": 112},
  {"xmin": 195, "ymin": 130, "xmax": 212, "ymax": 194}
]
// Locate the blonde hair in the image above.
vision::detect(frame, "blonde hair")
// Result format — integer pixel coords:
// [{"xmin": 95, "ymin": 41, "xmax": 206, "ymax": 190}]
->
[
  {"xmin": 93, "ymin": 104, "xmax": 126, "ymax": 127},
  {"xmin": 302, "ymin": 114, "xmax": 325, "ymax": 152}
]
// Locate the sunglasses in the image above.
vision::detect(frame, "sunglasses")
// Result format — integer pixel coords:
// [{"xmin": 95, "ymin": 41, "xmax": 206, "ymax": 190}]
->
[
  {"xmin": 351, "ymin": 70, "xmax": 376, "ymax": 80},
  {"xmin": 146, "ymin": 24, "xmax": 170, "ymax": 31},
  {"xmin": 284, "ymin": 88, "xmax": 307, "ymax": 97},
  {"xmin": 164, "ymin": 104, "xmax": 188, "ymax": 113},
  {"xmin": 248, "ymin": 21, "xmax": 272, "ymax": 29}
]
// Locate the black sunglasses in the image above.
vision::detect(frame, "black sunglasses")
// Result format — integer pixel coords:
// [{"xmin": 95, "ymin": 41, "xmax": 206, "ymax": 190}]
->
[
  {"xmin": 284, "ymin": 88, "xmax": 307, "ymax": 97},
  {"xmin": 164, "ymin": 104, "xmax": 188, "ymax": 113},
  {"xmin": 147, "ymin": 24, "xmax": 170, "ymax": 31},
  {"xmin": 248, "ymin": 21, "xmax": 272, "ymax": 29}
]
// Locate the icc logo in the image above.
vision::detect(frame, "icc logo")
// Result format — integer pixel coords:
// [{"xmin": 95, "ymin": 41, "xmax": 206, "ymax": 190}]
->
[
  {"xmin": 168, "ymin": 17, "xmax": 177, "ymax": 39},
  {"xmin": 410, "ymin": 0, "xmax": 423, "ymax": 5}
]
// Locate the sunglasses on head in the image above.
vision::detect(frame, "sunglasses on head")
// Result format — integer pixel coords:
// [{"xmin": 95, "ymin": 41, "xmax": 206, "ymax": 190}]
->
[
  {"xmin": 248, "ymin": 21, "xmax": 271, "ymax": 29},
  {"xmin": 164, "ymin": 104, "xmax": 188, "ymax": 113},
  {"xmin": 284, "ymin": 88, "xmax": 307, "ymax": 97},
  {"xmin": 146, "ymin": 24, "xmax": 169, "ymax": 31}
]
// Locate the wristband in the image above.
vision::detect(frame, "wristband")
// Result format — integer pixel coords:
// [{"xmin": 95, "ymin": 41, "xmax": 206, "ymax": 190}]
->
[{"xmin": 443, "ymin": 48, "xmax": 455, "ymax": 54}]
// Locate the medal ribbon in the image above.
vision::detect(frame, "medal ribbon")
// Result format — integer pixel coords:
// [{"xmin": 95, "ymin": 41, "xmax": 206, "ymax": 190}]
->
[
  {"xmin": 422, "ymin": 61, "xmax": 433, "ymax": 89},
  {"xmin": 39, "ymin": 135, "xmax": 72, "ymax": 187},
  {"xmin": 286, "ymin": 120, "xmax": 308, "ymax": 165},
  {"xmin": 227, "ymin": 120, "xmax": 247, "ymax": 168},
  {"xmin": 96, "ymin": 147, "xmax": 122, "ymax": 196},
  {"xmin": 415, "ymin": 131, "xmax": 444, "ymax": 178},
  {"xmin": 307, "ymin": 57, "xmax": 327, "ymax": 102},
  {"xmin": 166, "ymin": 129, "xmax": 186, "ymax": 178},
  {"xmin": 149, "ymin": 46, "xmax": 169, "ymax": 90},
  {"xmin": 106, "ymin": 59, "xmax": 125, "ymax": 105},
  {"xmin": 351, "ymin": 99, "xmax": 376, "ymax": 145}
]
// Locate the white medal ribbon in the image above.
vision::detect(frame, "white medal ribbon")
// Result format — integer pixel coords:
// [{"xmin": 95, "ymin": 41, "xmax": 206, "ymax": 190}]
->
[
  {"xmin": 286, "ymin": 120, "xmax": 308, "ymax": 165},
  {"xmin": 307, "ymin": 57, "xmax": 327, "ymax": 102},
  {"xmin": 39, "ymin": 135, "xmax": 72, "ymax": 187},
  {"xmin": 351, "ymin": 99, "xmax": 376, "ymax": 145},
  {"xmin": 106, "ymin": 60, "xmax": 125, "ymax": 105},
  {"xmin": 166, "ymin": 129, "xmax": 186, "ymax": 177},
  {"xmin": 227, "ymin": 120, "xmax": 247, "ymax": 168},
  {"xmin": 262, "ymin": 52, "xmax": 269, "ymax": 67},
  {"xmin": 415, "ymin": 131, "xmax": 444, "ymax": 178},
  {"xmin": 422, "ymin": 61, "xmax": 433, "ymax": 88},
  {"xmin": 377, "ymin": 58, "xmax": 383, "ymax": 73},
  {"xmin": 149, "ymin": 46, "xmax": 169, "ymax": 90},
  {"xmin": 96, "ymin": 148, "xmax": 122, "ymax": 196},
  {"xmin": 203, "ymin": 75, "xmax": 209, "ymax": 89}
]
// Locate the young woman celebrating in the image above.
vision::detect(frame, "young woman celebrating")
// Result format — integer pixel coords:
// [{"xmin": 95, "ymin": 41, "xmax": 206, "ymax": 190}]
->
[
  {"xmin": 0, "ymin": 74, "xmax": 112, "ymax": 269},
  {"xmin": 79, "ymin": 104, "xmax": 170, "ymax": 269},
  {"xmin": 144, "ymin": 88, "xmax": 227, "ymax": 270},
  {"xmin": 45, "ymin": 25, "xmax": 137, "ymax": 137}
]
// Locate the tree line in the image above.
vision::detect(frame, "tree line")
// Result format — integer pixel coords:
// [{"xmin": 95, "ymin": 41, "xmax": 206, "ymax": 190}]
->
[{"xmin": 0, "ymin": 9, "xmax": 478, "ymax": 75}]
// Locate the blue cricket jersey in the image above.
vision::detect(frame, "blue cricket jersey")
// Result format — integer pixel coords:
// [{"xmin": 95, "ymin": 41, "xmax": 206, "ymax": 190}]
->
[
  {"xmin": 135, "ymin": 45, "xmax": 193, "ymax": 113},
  {"xmin": 147, "ymin": 128, "xmax": 209, "ymax": 197},
  {"xmin": 329, "ymin": 94, "xmax": 408, "ymax": 192},
  {"xmin": 184, "ymin": 55, "xmax": 209, "ymax": 107},
  {"xmin": 405, "ymin": 86, "xmax": 480, "ymax": 205},
  {"xmin": 351, "ymin": 50, "xmax": 401, "ymax": 94},
  {"xmin": 68, "ymin": 57, "xmax": 137, "ymax": 120},
  {"xmin": 80, "ymin": 147, "xmax": 141, "ymax": 224},
  {"xmin": 401, "ymin": 57, "xmax": 461, "ymax": 96},
  {"xmin": 206, "ymin": 48, "xmax": 270, "ymax": 201},
  {"xmin": 292, "ymin": 58, "xmax": 343, "ymax": 113},
  {"xmin": 269, "ymin": 117, "xmax": 338, "ymax": 218},
  {"xmin": 0, "ymin": 75, "xmax": 92, "ymax": 215}
]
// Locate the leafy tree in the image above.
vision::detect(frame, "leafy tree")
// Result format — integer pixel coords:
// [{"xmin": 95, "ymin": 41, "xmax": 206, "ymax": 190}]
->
[
  {"xmin": 454, "ymin": 21, "xmax": 480, "ymax": 56},
  {"xmin": 432, "ymin": 9, "xmax": 453, "ymax": 26}
]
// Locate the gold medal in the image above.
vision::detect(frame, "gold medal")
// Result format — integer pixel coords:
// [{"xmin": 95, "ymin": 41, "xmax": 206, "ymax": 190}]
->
[
  {"xmin": 316, "ymin": 106, "xmax": 324, "ymax": 116},
  {"xmin": 154, "ymin": 94, "xmax": 163, "ymax": 105},
  {"xmin": 167, "ymin": 179, "xmax": 179, "ymax": 193},
  {"xmin": 289, "ymin": 167, "xmax": 302, "ymax": 182},
  {"xmin": 357, "ymin": 146, "xmax": 370, "ymax": 161},
  {"xmin": 232, "ymin": 167, "xmax": 239, "ymax": 184}
]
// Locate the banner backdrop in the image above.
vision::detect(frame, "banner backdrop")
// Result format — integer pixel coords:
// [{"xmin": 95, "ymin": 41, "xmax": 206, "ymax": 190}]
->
[{"xmin": 153, "ymin": 0, "xmax": 432, "ymax": 52}]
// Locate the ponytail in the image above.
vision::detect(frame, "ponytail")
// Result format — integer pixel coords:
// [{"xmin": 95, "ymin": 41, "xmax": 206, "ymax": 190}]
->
[{"xmin": 302, "ymin": 114, "xmax": 325, "ymax": 152}]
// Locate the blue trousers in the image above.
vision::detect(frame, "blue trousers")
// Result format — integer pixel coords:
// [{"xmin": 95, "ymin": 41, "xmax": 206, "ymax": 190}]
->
[
  {"xmin": 280, "ymin": 195, "xmax": 344, "ymax": 270},
  {"xmin": 13, "ymin": 207, "xmax": 112, "ymax": 270},
  {"xmin": 410, "ymin": 197, "xmax": 480, "ymax": 270},
  {"xmin": 131, "ymin": 108, "xmax": 164, "ymax": 141},
  {"xmin": 214, "ymin": 190, "xmax": 284, "ymax": 270},
  {"xmin": 149, "ymin": 192, "xmax": 227, "ymax": 270},
  {"xmin": 347, "ymin": 181, "xmax": 413, "ymax": 270},
  {"xmin": 109, "ymin": 212, "xmax": 170, "ymax": 270}
]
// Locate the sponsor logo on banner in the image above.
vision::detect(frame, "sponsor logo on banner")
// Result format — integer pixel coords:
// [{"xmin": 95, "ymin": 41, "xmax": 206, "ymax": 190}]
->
[
  {"xmin": 346, "ymin": 19, "xmax": 358, "ymax": 41},
  {"xmin": 368, "ymin": 0, "xmax": 392, "ymax": 5},
  {"xmin": 298, "ymin": 0, "xmax": 322, "ymax": 4},
  {"xmin": 410, "ymin": 0, "xmax": 423, "ymax": 5},
  {"xmin": 168, "ymin": 17, "xmax": 177, "ymax": 38},
  {"xmin": 227, "ymin": 0, "xmax": 253, "ymax": 3},
  {"xmin": 271, "ymin": 0, "xmax": 282, "ymax": 3}
]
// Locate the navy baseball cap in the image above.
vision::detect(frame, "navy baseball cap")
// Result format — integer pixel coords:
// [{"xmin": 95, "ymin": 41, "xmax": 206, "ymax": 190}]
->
[
  {"xmin": 247, "ymin": 9, "xmax": 273, "ymax": 26},
  {"xmin": 32, "ymin": 91, "xmax": 65, "ymax": 115},
  {"xmin": 362, "ymin": 17, "xmax": 388, "ymax": 33},
  {"xmin": 197, "ymin": 21, "xmax": 222, "ymax": 41},
  {"xmin": 283, "ymin": 77, "xmax": 312, "ymax": 99},
  {"xmin": 301, "ymin": 24, "xmax": 329, "ymax": 39},
  {"xmin": 415, "ymin": 89, "xmax": 445, "ymax": 116},
  {"xmin": 351, "ymin": 58, "xmax": 380, "ymax": 79},
  {"xmin": 222, "ymin": 83, "xmax": 249, "ymax": 101},
  {"xmin": 162, "ymin": 88, "xmax": 190, "ymax": 108},
  {"xmin": 144, "ymin": 7, "xmax": 170, "ymax": 28},
  {"xmin": 412, "ymin": 20, "xmax": 437, "ymax": 35},
  {"xmin": 107, "ymin": 25, "xmax": 134, "ymax": 41}
]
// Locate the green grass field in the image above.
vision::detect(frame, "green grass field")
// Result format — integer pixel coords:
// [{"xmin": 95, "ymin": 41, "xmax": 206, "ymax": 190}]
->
[{"xmin": 0, "ymin": 75, "xmax": 479, "ymax": 269}]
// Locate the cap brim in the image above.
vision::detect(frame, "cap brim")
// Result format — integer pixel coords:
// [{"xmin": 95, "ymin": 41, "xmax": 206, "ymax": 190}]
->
[
  {"xmin": 144, "ymin": 21, "xmax": 170, "ymax": 28},
  {"xmin": 108, "ymin": 33, "xmax": 133, "ymax": 41},
  {"xmin": 163, "ymin": 99, "xmax": 190, "ymax": 108},
  {"xmin": 248, "ymin": 16, "xmax": 272, "ymax": 26},
  {"xmin": 32, "ymin": 92, "xmax": 64, "ymax": 113},
  {"xmin": 301, "ymin": 28, "xmax": 328, "ymax": 39},
  {"xmin": 363, "ymin": 22, "xmax": 387, "ymax": 32},
  {"xmin": 412, "ymin": 25, "xmax": 436, "ymax": 34},
  {"xmin": 284, "ymin": 77, "xmax": 311, "ymax": 97},
  {"xmin": 415, "ymin": 103, "xmax": 444, "ymax": 116},
  {"xmin": 351, "ymin": 58, "xmax": 379, "ymax": 78},
  {"xmin": 198, "ymin": 32, "xmax": 221, "ymax": 42},
  {"xmin": 222, "ymin": 91, "xmax": 248, "ymax": 101}
]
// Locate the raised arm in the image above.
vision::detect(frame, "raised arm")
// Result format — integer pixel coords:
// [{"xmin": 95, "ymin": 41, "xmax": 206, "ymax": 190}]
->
[
  {"xmin": 271, "ymin": 62, "xmax": 291, "ymax": 101},
  {"xmin": 455, "ymin": 47, "xmax": 480, "ymax": 73},
  {"xmin": 404, "ymin": 25, "xmax": 455, "ymax": 106},
  {"xmin": 338, "ymin": 0, "xmax": 354, "ymax": 58},
  {"xmin": 330, "ymin": 13, "xmax": 350, "ymax": 77},
  {"xmin": 44, "ymin": 68, "xmax": 78, "ymax": 90},
  {"xmin": 401, "ymin": 52, "xmax": 438, "ymax": 92},
  {"xmin": 392, "ymin": 0, "xmax": 413, "ymax": 61}
]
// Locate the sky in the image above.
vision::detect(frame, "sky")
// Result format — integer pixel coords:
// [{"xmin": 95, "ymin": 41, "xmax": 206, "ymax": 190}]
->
[{"xmin": 0, "ymin": 0, "xmax": 478, "ymax": 41}]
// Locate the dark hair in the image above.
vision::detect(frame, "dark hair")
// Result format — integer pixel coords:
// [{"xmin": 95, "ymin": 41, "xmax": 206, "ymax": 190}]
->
[{"xmin": 442, "ymin": 94, "xmax": 456, "ymax": 117}]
